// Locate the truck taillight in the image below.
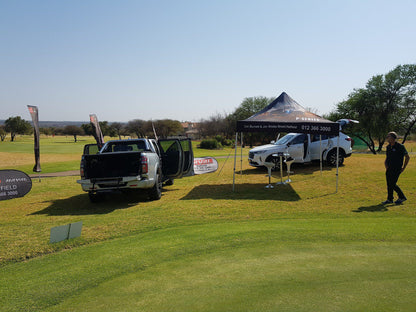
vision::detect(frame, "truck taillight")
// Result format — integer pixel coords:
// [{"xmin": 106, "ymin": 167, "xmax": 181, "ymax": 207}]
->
[
  {"xmin": 141, "ymin": 156, "xmax": 148, "ymax": 174},
  {"xmin": 80, "ymin": 160, "xmax": 85, "ymax": 179}
]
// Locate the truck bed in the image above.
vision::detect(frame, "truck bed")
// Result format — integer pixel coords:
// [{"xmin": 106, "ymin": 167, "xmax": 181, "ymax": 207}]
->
[{"xmin": 83, "ymin": 151, "xmax": 142, "ymax": 179}]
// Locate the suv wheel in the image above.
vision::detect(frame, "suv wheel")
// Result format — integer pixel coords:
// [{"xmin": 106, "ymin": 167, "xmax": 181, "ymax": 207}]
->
[
  {"xmin": 265, "ymin": 155, "xmax": 280, "ymax": 170},
  {"xmin": 326, "ymin": 149, "xmax": 345, "ymax": 166}
]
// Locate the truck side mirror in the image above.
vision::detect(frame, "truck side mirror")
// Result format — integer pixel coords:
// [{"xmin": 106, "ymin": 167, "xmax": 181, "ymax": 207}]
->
[{"xmin": 270, "ymin": 140, "xmax": 275, "ymax": 144}]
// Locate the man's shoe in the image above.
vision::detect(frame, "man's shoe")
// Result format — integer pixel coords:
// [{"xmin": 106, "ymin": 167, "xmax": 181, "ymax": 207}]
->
[
  {"xmin": 382, "ymin": 200, "xmax": 393, "ymax": 204},
  {"xmin": 395, "ymin": 197, "xmax": 407, "ymax": 205}
]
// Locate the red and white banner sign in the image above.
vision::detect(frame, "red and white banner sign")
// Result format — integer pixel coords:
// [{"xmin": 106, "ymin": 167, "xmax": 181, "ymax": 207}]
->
[
  {"xmin": 89, "ymin": 114, "xmax": 105, "ymax": 148},
  {"xmin": 193, "ymin": 157, "xmax": 218, "ymax": 175}
]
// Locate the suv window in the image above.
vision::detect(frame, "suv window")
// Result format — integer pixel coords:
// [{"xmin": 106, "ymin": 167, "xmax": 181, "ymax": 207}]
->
[
  {"xmin": 291, "ymin": 134, "xmax": 307, "ymax": 145},
  {"xmin": 311, "ymin": 134, "xmax": 329, "ymax": 141},
  {"xmin": 275, "ymin": 134, "xmax": 296, "ymax": 145}
]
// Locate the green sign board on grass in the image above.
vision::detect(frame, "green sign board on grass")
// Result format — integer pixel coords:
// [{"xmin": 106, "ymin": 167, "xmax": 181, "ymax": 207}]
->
[{"xmin": 50, "ymin": 221, "xmax": 83, "ymax": 243}]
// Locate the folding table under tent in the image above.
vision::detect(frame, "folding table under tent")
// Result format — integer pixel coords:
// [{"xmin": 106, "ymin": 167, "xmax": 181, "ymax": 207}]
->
[{"xmin": 233, "ymin": 92, "xmax": 341, "ymax": 191}]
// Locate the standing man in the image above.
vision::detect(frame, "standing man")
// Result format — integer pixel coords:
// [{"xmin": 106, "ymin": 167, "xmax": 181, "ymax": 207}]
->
[{"xmin": 383, "ymin": 132, "xmax": 410, "ymax": 205}]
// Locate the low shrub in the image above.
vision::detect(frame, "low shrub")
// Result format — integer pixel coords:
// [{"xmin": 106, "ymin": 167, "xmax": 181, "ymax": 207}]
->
[
  {"xmin": 214, "ymin": 135, "xmax": 233, "ymax": 146},
  {"xmin": 200, "ymin": 139, "xmax": 222, "ymax": 149}
]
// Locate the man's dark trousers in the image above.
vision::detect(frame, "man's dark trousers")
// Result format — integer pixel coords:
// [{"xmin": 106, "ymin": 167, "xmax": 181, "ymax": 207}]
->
[{"xmin": 386, "ymin": 168, "xmax": 405, "ymax": 201}]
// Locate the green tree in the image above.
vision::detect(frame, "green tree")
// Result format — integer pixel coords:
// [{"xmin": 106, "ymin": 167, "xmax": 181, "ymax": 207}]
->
[
  {"xmin": 153, "ymin": 119, "xmax": 184, "ymax": 138},
  {"xmin": 231, "ymin": 96, "xmax": 274, "ymax": 121},
  {"xmin": 63, "ymin": 125, "xmax": 84, "ymax": 142},
  {"xmin": 81, "ymin": 123, "xmax": 93, "ymax": 136},
  {"xmin": 328, "ymin": 64, "xmax": 416, "ymax": 153},
  {"xmin": 389, "ymin": 64, "xmax": 416, "ymax": 143},
  {"xmin": 126, "ymin": 119, "xmax": 146, "ymax": 138},
  {"xmin": 4, "ymin": 116, "xmax": 32, "ymax": 141},
  {"xmin": 0, "ymin": 125, "xmax": 7, "ymax": 141},
  {"xmin": 81, "ymin": 121, "xmax": 115, "ymax": 139},
  {"xmin": 110, "ymin": 122, "xmax": 125, "ymax": 140},
  {"xmin": 99, "ymin": 121, "xmax": 116, "ymax": 138},
  {"xmin": 228, "ymin": 96, "xmax": 276, "ymax": 146},
  {"xmin": 198, "ymin": 113, "xmax": 229, "ymax": 138},
  {"xmin": 40, "ymin": 127, "xmax": 54, "ymax": 136}
]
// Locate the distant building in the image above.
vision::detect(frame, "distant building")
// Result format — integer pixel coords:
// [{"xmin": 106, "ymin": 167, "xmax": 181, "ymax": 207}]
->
[{"xmin": 181, "ymin": 122, "xmax": 200, "ymax": 139}]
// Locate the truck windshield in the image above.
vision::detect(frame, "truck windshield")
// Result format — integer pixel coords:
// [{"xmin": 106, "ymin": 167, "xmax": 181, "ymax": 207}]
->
[{"xmin": 274, "ymin": 134, "xmax": 296, "ymax": 145}]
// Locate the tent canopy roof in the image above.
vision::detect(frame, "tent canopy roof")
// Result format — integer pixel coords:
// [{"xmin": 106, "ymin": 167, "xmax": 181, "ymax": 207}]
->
[{"xmin": 236, "ymin": 92, "xmax": 339, "ymax": 135}]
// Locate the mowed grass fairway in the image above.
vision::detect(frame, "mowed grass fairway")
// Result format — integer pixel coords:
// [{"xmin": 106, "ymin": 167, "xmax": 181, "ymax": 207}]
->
[{"xmin": 1, "ymin": 136, "xmax": 416, "ymax": 311}]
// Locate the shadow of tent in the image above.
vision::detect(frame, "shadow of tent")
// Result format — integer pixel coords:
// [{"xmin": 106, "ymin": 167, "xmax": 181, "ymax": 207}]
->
[
  {"xmin": 352, "ymin": 204, "xmax": 389, "ymax": 213},
  {"xmin": 30, "ymin": 191, "xmax": 150, "ymax": 216},
  {"xmin": 181, "ymin": 183, "xmax": 301, "ymax": 201}
]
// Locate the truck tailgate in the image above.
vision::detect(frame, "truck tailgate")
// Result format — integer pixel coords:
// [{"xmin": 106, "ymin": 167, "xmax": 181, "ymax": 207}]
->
[{"xmin": 83, "ymin": 152, "xmax": 141, "ymax": 179}]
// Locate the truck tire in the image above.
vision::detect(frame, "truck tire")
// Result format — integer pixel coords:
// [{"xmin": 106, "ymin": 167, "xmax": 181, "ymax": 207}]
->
[
  {"xmin": 326, "ymin": 149, "xmax": 345, "ymax": 167},
  {"xmin": 164, "ymin": 179, "xmax": 174, "ymax": 186},
  {"xmin": 88, "ymin": 192, "xmax": 102, "ymax": 203},
  {"xmin": 148, "ymin": 171, "xmax": 162, "ymax": 200}
]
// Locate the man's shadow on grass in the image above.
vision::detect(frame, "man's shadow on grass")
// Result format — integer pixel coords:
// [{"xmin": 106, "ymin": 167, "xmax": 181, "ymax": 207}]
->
[
  {"xmin": 31, "ymin": 191, "xmax": 154, "ymax": 216},
  {"xmin": 352, "ymin": 204, "xmax": 389, "ymax": 213},
  {"xmin": 181, "ymin": 183, "xmax": 301, "ymax": 201}
]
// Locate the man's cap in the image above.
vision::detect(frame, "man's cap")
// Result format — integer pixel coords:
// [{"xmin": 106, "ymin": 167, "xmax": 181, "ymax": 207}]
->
[{"xmin": 387, "ymin": 131, "xmax": 398, "ymax": 139}]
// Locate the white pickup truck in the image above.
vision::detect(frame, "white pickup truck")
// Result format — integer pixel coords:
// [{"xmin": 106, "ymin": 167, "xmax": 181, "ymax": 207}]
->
[
  {"xmin": 77, "ymin": 138, "xmax": 193, "ymax": 202},
  {"xmin": 248, "ymin": 132, "xmax": 353, "ymax": 169}
]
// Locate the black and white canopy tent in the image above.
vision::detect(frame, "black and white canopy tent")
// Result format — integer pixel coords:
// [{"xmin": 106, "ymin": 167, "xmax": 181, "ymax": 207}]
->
[{"xmin": 233, "ymin": 92, "xmax": 341, "ymax": 191}]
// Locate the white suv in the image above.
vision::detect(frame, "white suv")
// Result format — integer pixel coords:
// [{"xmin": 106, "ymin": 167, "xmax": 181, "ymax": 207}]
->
[{"xmin": 248, "ymin": 132, "xmax": 353, "ymax": 168}]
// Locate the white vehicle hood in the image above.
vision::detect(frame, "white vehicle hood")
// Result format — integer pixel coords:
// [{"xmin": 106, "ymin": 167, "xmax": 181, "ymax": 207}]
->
[{"xmin": 250, "ymin": 144, "xmax": 286, "ymax": 153}]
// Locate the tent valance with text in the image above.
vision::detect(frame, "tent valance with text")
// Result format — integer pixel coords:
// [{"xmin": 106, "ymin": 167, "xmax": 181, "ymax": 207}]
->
[{"xmin": 236, "ymin": 92, "xmax": 339, "ymax": 135}]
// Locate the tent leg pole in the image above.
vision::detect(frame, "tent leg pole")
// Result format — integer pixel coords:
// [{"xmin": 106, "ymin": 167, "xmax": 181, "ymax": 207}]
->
[
  {"xmin": 320, "ymin": 135, "xmax": 322, "ymax": 176},
  {"xmin": 240, "ymin": 133, "xmax": 243, "ymax": 175},
  {"xmin": 233, "ymin": 132, "xmax": 238, "ymax": 192},
  {"xmin": 336, "ymin": 133, "xmax": 340, "ymax": 193}
]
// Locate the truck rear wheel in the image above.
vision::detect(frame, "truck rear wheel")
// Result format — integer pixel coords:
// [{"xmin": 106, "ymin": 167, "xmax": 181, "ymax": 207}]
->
[{"xmin": 148, "ymin": 172, "xmax": 162, "ymax": 200}]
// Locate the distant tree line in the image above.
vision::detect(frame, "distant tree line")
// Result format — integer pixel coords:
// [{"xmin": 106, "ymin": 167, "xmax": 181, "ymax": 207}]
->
[
  {"xmin": 198, "ymin": 96, "xmax": 277, "ymax": 147},
  {"xmin": 0, "ymin": 117, "xmax": 185, "ymax": 142},
  {"xmin": 2, "ymin": 64, "xmax": 415, "ymax": 151}
]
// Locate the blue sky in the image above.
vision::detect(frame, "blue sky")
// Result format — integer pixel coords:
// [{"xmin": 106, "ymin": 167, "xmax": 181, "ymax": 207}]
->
[{"xmin": 1, "ymin": 0, "xmax": 415, "ymax": 122}]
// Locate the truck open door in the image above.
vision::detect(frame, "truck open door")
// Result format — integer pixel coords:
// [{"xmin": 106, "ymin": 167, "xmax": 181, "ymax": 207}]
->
[
  {"xmin": 179, "ymin": 138, "xmax": 194, "ymax": 177},
  {"xmin": 158, "ymin": 139, "xmax": 194, "ymax": 179},
  {"xmin": 83, "ymin": 144, "xmax": 100, "ymax": 155}
]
